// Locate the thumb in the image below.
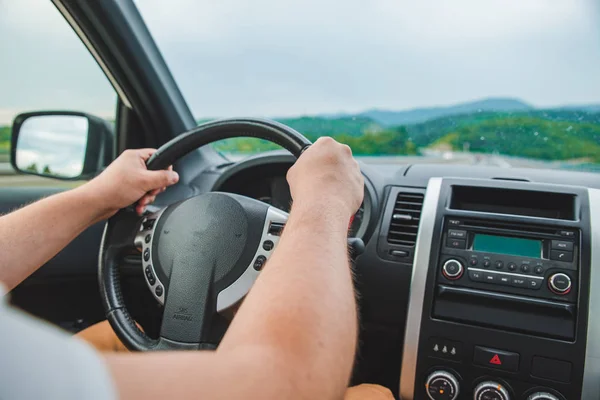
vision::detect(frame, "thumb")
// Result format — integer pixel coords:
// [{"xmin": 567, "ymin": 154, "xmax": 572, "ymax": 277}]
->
[{"xmin": 143, "ymin": 169, "xmax": 179, "ymax": 190}]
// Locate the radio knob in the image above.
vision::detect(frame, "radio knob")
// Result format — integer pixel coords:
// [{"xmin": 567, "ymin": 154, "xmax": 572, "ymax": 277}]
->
[
  {"xmin": 526, "ymin": 392, "xmax": 560, "ymax": 400},
  {"xmin": 549, "ymin": 273, "xmax": 572, "ymax": 295},
  {"xmin": 425, "ymin": 370, "xmax": 460, "ymax": 400},
  {"xmin": 473, "ymin": 381, "xmax": 510, "ymax": 400},
  {"xmin": 442, "ymin": 259, "xmax": 464, "ymax": 280}
]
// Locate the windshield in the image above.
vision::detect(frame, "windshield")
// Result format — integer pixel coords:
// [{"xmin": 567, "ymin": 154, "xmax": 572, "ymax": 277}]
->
[{"xmin": 137, "ymin": 0, "xmax": 600, "ymax": 171}]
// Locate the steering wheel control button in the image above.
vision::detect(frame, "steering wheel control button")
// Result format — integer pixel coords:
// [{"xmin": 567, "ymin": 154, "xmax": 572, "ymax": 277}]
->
[
  {"xmin": 473, "ymin": 381, "xmax": 511, "ymax": 400},
  {"xmin": 549, "ymin": 273, "xmax": 572, "ymax": 295},
  {"xmin": 425, "ymin": 370, "xmax": 460, "ymax": 400},
  {"xmin": 145, "ymin": 234, "xmax": 151, "ymax": 243},
  {"xmin": 551, "ymin": 240, "xmax": 573, "ymax": 251},
  {"xmin": 142, "ymin": 219, "xmax": 155, "ymax": 230},
  {"xmin": 448, "ymin": 229, "xmax": 467, "ymax": 239},
  {"xmin": 253, "ymin": 255, "xmax": 267, "ymax": 271},
  {"xmin": 468, "ymin": 269, "xmax": 484, "ymax": 282},
  {"xmin": 154, "ymin": 285, "xmax": 163, "ymax": 297},
  {"xmin": 482, "ymin": 260, "xmax": 491, "ymax": 268},
  {"xmin": 527, "ymin": 393, "xmax": 559, "ymax": 400},
  {"xmin": 494, "ymin": 260, "xmax": 504, "ymax": 270},
  {"xmin": 268, "ymin": 222, "xmax": 285, "ymax": 236},
  {"xmin": 446, "ymin": 238, "xmax": 466, "ymax": 249},
  {"xmin": 507, "ymin": 262, "xmax": 516, "ymax": 271},
  {"xmin": 262, "ymin": 240, "xmax": 274, "ymax": 251},
  {"xmin": 550, "ymin": 250, "xmax": 573, "ymax": 262},
  {"xmin": 143, "ymin": 248, "xmax": 150, "ymax": 262},
  {"xmin": 474, "ymin": 346, "xmax": 519, "ymax": 372},
  {"xmin": 442, "ymin": 260, "xmax": 464, "ymax": 280},
  {"xmin": 428, "ymin": 337, "xmax": 463, "ymax": 361}
]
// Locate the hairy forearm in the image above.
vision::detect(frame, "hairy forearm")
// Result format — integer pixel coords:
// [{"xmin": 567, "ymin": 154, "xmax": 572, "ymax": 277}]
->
[
  {"xmin": 219, "ymin": 201, "xmax": 357, "ymax": 398},
  {"xmin": 0, "ymin": 184, "xmax": 107, "ymax": 290}
]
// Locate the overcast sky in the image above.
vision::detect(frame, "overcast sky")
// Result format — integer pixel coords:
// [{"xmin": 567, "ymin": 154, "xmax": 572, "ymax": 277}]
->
[{"xmin": 1, "ymin": 0, "xmax": 600, "ymax": 124}]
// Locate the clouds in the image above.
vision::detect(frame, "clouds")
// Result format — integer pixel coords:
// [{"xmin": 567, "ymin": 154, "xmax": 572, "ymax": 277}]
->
[{"xmin": 1, "ymin": 0, "xmax": 600, "ymax": 124}]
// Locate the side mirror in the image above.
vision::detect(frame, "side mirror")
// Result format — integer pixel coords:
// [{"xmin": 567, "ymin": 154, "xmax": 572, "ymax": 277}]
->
[{"xmin": 10, "ymin": 111, "xmax": 114, "ymax": 180}]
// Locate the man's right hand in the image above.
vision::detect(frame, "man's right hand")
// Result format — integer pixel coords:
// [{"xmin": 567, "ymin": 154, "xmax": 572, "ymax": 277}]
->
[{"xmin": 286, "ymin": 137, "xmax": 364, "ymax": 219}]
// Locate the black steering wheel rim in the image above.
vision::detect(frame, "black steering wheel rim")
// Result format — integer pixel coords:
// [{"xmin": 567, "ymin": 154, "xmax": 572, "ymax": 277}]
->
[{"xmin": 99, "ymin": 118, "xmax": 311, "ymax": 351}]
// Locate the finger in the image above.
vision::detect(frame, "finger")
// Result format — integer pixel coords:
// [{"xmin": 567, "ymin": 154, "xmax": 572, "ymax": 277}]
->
[
  {"xmin": 143, "ymin": 169, "xmax": 179, "ymax": 191},
  {"xmin": 137, "ymin": 148, "xmax": 158, "ymax": 162},
  {"xmin": 136, "ymin": 203, "xmax": 146, "ymax": 216},
  {"xmin": 148, "ymin": 188, "xmax": 162, "ymax": 196}
]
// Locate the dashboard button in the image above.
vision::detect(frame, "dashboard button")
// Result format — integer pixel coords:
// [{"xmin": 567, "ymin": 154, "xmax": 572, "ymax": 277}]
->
[
  {"xmin": 494, "ymin": 260, "xmax": 504, "ymax": 269},
  {"xmin": 448, "ymin": 229, "xmax": 467, "ymax": 239},
  {"xmin": 520, "ymin": 264, "xmax": 530, "ymax": 273},
  {"xmin": 527, "ymin": 278, "xmax": 543, "ymax": 290},
  {"xmin": 552, "ymin": 240, "xmax": 573, "ymax": 251},
  {"xmin": 498, "ymin": 275, "xmax": 511, "ymax": 285},
  {"xmin": 482, "ymin": 260, "xmax": 491, "ymax": 268},
  {"xmin": 448, "ymin": 219, "xmax": 461, "ymax": 226},
  {"xmin": 510, "ymin": 276, "xmax": 527, "ymax": 288},
  {"xmin": 474, "ymin": 346, "xmax": 520, "ymax": 372},
  {"xmin": 469, "ymin": 269, "xmax": 484, "ymax": 282},
  {"xmin": 483, "ymin": 272, "xmax": 497, "ymax": 283},
  {"xmin": 507, "ymin": 262, "xmax": 517, "ymax": 271},
  {"xmin": 446, "ymin": 238, "xmax": 466, "ymax": 249},
  {"xmin": 559, "ymin": 230, "xmax": 575, "ymax": 238},
  {"xmin": 390, "ymin": 250, "xmax": 408, "ymax": 257},
  {"xmin": 550, "ymin": 250, "xmax": 573, "ymax": 262},
  {"xmin": 469, "ymin": 258, "xmax": 478, "ymax": 266}
]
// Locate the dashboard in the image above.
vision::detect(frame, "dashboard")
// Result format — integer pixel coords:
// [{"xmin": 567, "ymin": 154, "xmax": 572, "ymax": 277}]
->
[{"xmin": 208, "ymin": 151, "xmax": 600, "ymax": 400}]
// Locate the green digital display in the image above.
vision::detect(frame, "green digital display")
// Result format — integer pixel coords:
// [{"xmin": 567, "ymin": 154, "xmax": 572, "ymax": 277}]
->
[{"xmin": 472, "ymin": 234, "xmax": 542, "ymax": 258}]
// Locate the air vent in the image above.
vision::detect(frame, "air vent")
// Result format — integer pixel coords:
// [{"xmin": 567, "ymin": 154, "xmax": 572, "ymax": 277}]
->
[{"xmin": 387, "ymin": 192, "xmax": 424, "ymax": 246}]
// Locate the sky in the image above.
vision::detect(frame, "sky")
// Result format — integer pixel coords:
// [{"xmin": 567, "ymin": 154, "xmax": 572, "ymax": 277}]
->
[{"xmin": 1, "ymin": 0, "xmax": 600, "ymax": 125}]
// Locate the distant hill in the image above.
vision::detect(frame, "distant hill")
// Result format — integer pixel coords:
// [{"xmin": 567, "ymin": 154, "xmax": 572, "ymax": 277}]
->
[
  {"xmin": 277, "ymin": 116, "xmax": 383, "ymax": 138},
  {"xmin": 325, "ymin": 98, "xmax": 533, "ymax": 126}
]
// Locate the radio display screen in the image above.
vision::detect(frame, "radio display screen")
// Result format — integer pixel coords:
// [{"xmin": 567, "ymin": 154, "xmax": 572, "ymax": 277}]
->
[{"xmin": 472, "ymin": 234, "xmax": 542, "ymax": 258}]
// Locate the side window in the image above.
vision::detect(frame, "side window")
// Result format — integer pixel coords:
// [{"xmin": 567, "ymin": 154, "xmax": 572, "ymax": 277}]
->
[{"xmin": 0, "ymin": 1, "xmax": 117, "ymax": 186}]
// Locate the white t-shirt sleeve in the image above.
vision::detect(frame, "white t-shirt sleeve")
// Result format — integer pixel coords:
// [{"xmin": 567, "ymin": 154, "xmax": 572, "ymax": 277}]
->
[{"xmin": 0, "ymin": 289, "xmax": 117, "ymax": 400}]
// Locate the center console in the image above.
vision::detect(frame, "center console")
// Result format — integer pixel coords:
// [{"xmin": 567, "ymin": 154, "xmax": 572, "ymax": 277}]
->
[{"xmin": 399, "ymin": 178, "xmax": 598, "ymax": 400}]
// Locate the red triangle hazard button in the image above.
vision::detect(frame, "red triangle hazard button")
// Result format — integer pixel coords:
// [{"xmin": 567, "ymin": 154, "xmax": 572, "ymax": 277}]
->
[{"xmin": 489, "ymin": 354, "xmax": 502, "ymax": 365}]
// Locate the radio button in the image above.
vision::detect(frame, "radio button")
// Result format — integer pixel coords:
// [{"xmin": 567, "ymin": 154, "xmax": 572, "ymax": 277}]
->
[
  {"xmin": 507, "ymin": 262, "xmax": 517, "ymax": 271},
  {"xmin": 448, "ymin": 219, "xmax": 461, "ymax": 226},
  {"xmin": 483, "ymin": 260, "xmax": 491, "ymax": 268},
  {"xmin": 448, "ymin": 229, "xmax": 467, "ymax": 239},
  {"xmin": 498, "ymin": 275, "xmax": 511, "ymax": 285},
  {"xmin": 550, "ymin": 250, "xmax": 573, "ymax": 262},
  {"xmin": 552, "ymin": 240, "xmax": 573, "ymax": 251},
  {"xmin": 534, "ymin": 265, "xmax": 544, "ymax": 274},
  {"xmin": 559, "ymin": 230, "xmax": 575, "ymax": 238},
  {"xmin": 469, "ymin": 258, "xmax": 478, "ymax": 266},
  {"xmin": 510, "ymin": 276, "xmax": 528, "ymax": 288},
  {"xmin": 446, "ymin": 238, "xmax": 466, "ymax": 249},
  {"xmin": 494, "ymin": 260, "xmax": 504, "ymax": 269},
  {"xmin": 520, "ymin": 264, "xmax": 530, "ymax": 273},
  {"xmin": 549, "ymin": 273, "xmax": 572, "ymax": 295},
  {"xmin": 442, "ymin": 259, "xmax": 464, "ymax": 280},
  {"xmin": 527, "ymin": 278, "xmax": 543, "ymax": 290},
  {"xmin": 468, "ymin": 269, "xmax": 484, "ymax": 282},
  {"xmin": 483, "ymin": 272, "xmax": 497, "ymax": 283}
]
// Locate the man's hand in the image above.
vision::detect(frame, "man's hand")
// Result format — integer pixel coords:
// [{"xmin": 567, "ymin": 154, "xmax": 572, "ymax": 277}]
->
[
  {"xmin": 85, "ymin": 149, "xmax": 179, "ymax": 218},
  {"xmin": 287, "ymin": 137, "xmax": 364, "ymax": 219}
]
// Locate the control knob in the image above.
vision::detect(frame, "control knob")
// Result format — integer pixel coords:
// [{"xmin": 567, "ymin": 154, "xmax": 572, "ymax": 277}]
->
[
  {"xmin": 442, "ymin": 259, "xmax": 464, "ymax": 280},
  {"xmin": 548, "ymin": 273, "xmax": 572, "ymax": 295},
  {"xmin": 425, "ymin": 370, "xmax": 460, "ymax": 400},
  {"xmin": 473, "ymin": 381, "xmax": 510, "ymax": 400},
  {"xmin": 527, "ymin": 392, "xmax": 559, "ymax": 400}
]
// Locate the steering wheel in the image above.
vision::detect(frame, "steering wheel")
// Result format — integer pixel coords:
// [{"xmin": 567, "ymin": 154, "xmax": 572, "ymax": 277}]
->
[{"xmin": 100, "ymin": 118, "xmax": 321, "ymax": 351}]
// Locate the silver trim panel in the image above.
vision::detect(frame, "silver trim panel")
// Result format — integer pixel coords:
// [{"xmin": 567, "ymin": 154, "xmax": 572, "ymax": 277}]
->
[
  {"xmin": 468, "ymin": 267, "xmax": 544, "ymax": 280},
  {"xmin": 400, "ymin": 177, "xmax": 443, "ymax": 399},
  {"xmin": 216, "ymin": 207, "xmax": 288, "ymax": 312},
  {"xmin": 582, "ymin": 188, "xmax": 600, "ymax": 398}
]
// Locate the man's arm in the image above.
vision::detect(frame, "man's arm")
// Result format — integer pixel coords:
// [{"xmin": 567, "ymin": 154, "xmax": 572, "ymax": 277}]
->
[
  {"xmin": 106, "ymin": 137, "xmax": 364, "ymax": 400},
  {"xmin": 0, "ymin": 149, "xmax": 179, "ymax": 290}
]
